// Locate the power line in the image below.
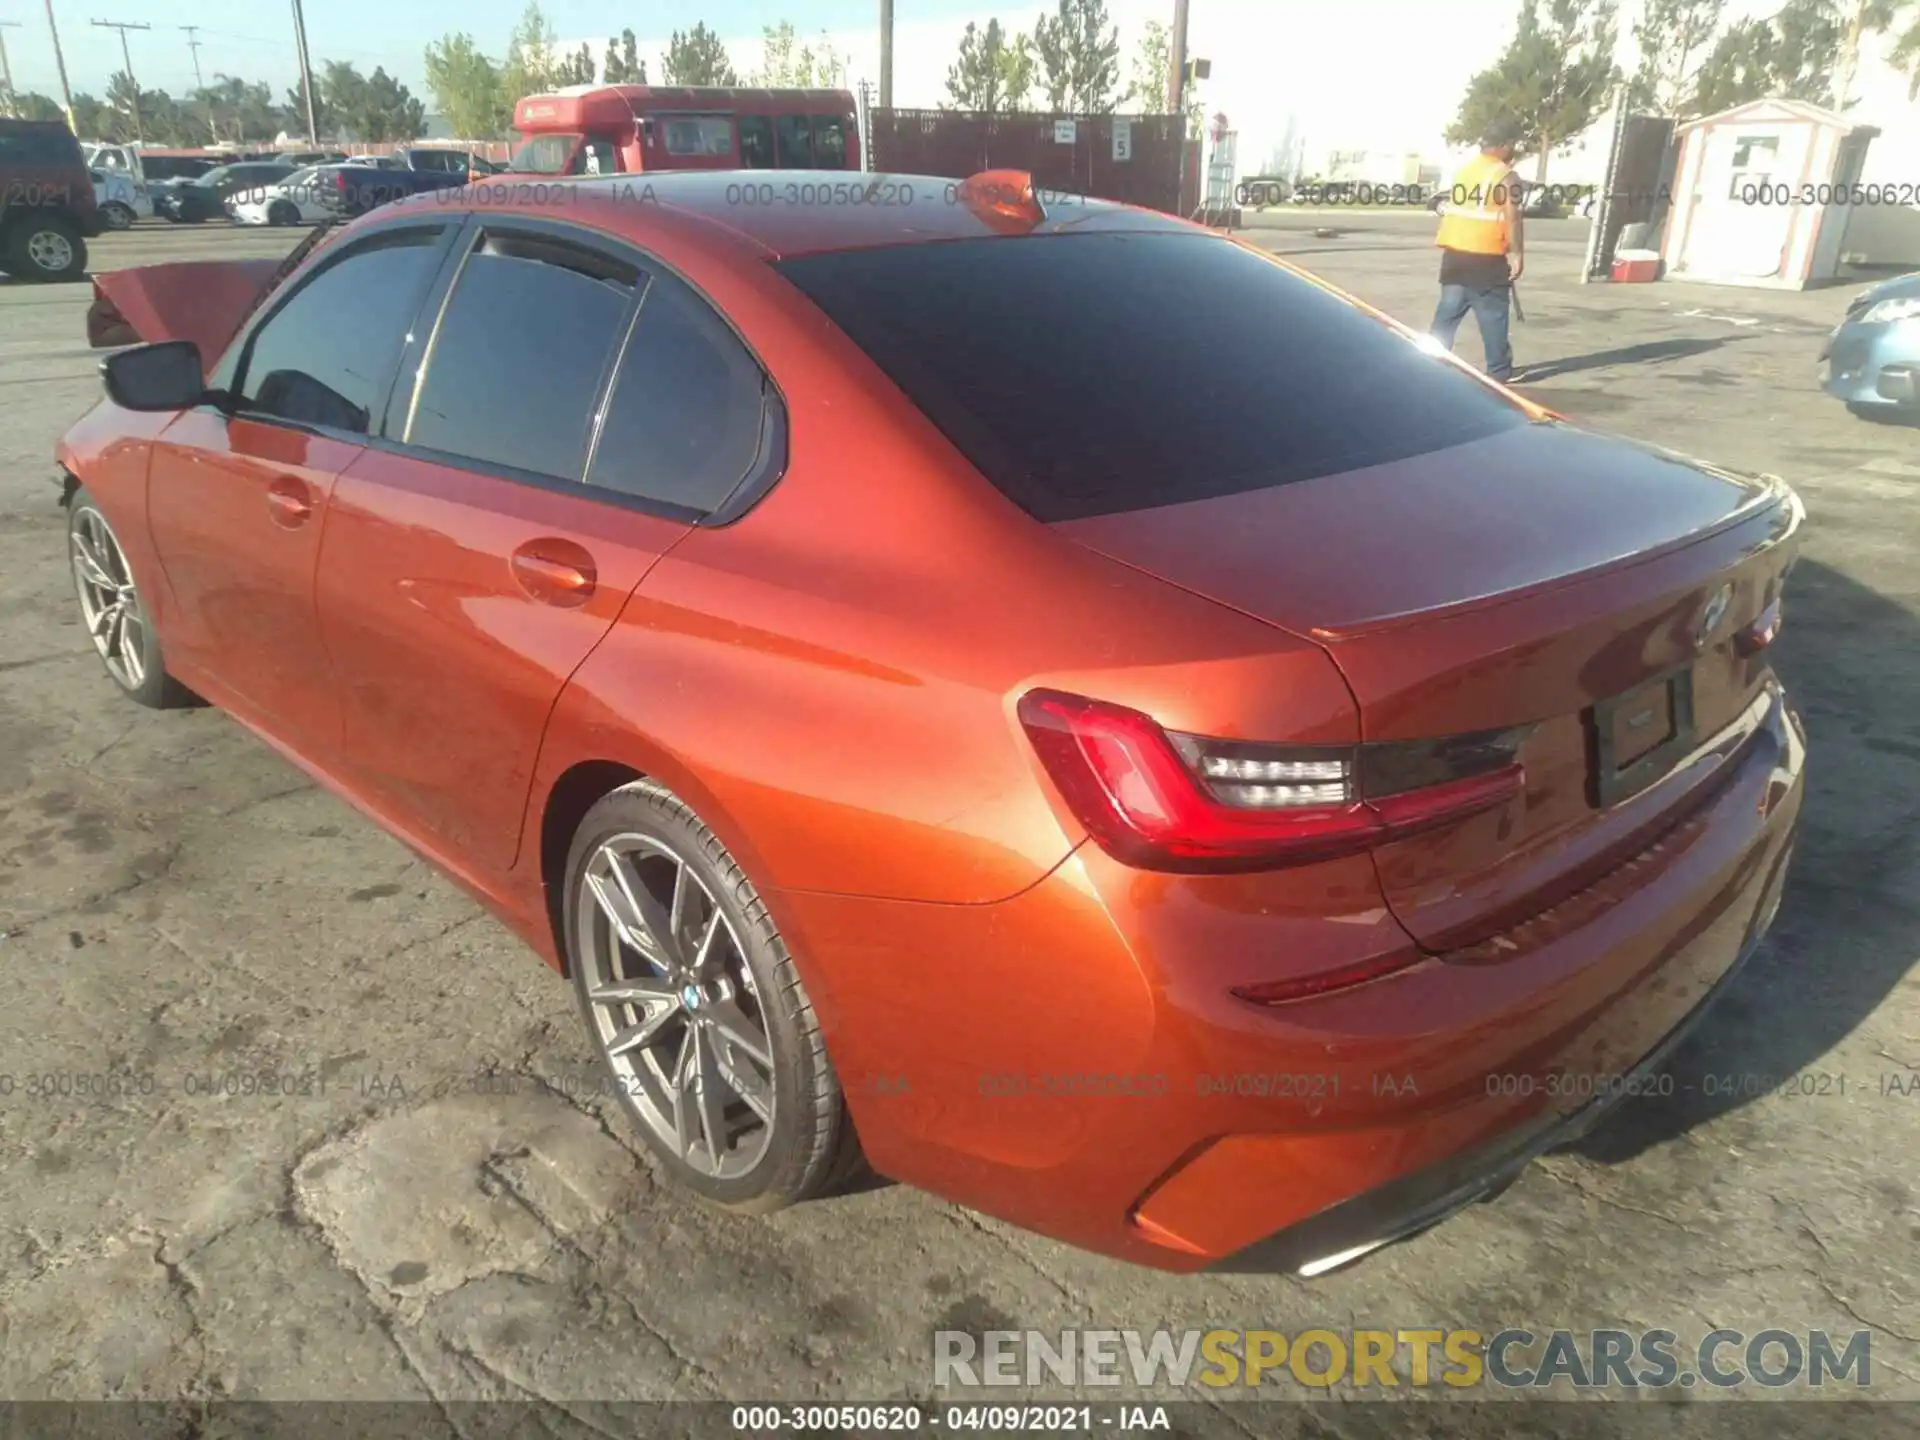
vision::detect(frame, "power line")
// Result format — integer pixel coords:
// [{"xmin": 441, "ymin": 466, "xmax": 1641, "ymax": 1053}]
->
[{"xmin": 90, "ymin": 17, "xmax": 152, "ymax": 141}]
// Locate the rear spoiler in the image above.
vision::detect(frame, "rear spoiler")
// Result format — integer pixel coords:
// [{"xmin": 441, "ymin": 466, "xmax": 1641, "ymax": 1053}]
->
[{"xmin": 85, "ymin": 218, "xmax": 348, "ymax": 373}]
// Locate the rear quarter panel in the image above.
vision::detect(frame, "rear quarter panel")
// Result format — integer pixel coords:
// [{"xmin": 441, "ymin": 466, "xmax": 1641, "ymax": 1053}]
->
[{"xmin": 524, "ymin": 202, "xmax": 1364, "ymax": 906}]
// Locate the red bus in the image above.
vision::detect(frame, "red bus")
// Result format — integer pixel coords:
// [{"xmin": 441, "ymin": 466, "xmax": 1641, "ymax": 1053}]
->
[{"xmin": 507, "ymin": 85, "xmax": 861, "ymax": 177}]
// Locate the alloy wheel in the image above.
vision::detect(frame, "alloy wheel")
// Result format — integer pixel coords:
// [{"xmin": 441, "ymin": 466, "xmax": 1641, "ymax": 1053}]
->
[
  {"xmin": 575, "ymin": 833, "xmax": 776, "ymax": 1178},
  {"xmin": 70, "ymin": 507, "xmax": 148, "ymax": 691},
  {"xmin": 28, "ymin": 228, "xmax": 75, "ymax": 273}
]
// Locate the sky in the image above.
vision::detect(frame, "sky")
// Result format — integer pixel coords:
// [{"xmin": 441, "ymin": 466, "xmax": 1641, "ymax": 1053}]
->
[{"xmin": 8, "ymin": 0, "xmax": 1916, "ymax": 181}]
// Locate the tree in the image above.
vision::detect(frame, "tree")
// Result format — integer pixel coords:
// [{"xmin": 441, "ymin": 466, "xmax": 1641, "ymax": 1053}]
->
[
  {"xmin": 1126, "ymin": 18, "xmax": 1170, "ymax": 108},
  {"xmin": 751, "ymin": 21, "xmax": 847, "ymax": 87},
  {"xmin": 1690, "ymin": 0, "xmax": 1845, "ymax": 111},
  {"xmin": 1890, "ymin": 6, "xmax": 1920, "ymax": 96},
  {"xmin": 1626, "ymin": 0, "xmax": 1724, "ymax": 114},
  {"xmin": 501, "ymin": 1, "xmax": 562, "ymax": 104},
  {"xmin": 424, "ymin": 33, "xmax": 508, "ymax": 139},
  {"xmin": 285, "ymin": 75, "xmax": 333, "ymax": 140},
  {"xmin": 604, "ymin": 28, "xmax": 647, "ymax": 84},
  {"xmin": 945, "ymin": 20, "xmax": 1036, "ymax": 111},
  {"xmin": 10, "ymin": 91, "xmax": 67, "ymax": 124},
  {"xmin": 1832, "ymin": 0, "xmax": 1902, "ymax": 110},
  {"xmin": 1445, "ymin": 0, "xmax": 1619, "ymax": 183},
  {"xmin": 322, "ymin": 60, "xmax": 424, "ymax": 142},
  {"xmin": 1031, "ymin": 0, "xmax": 1123, "ymax": 113},
  {"xmin": 662, "ymin": 23, "xmax": 739, "ymax": 85},
  {"xmin": 554, "ymin": 42, "xmax": 596, "ymax": 87}
]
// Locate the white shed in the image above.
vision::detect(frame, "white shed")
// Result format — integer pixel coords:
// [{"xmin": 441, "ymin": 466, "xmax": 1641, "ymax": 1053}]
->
[{"xmin": 1660, "ymin": 98, "xmax": 1879, "ymax": 289}]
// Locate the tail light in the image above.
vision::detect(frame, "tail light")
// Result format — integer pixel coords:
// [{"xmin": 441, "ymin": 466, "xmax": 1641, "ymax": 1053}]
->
[{"xmin": 1018, "ymin": 689, "xmax": 1527, "ymax": 875}]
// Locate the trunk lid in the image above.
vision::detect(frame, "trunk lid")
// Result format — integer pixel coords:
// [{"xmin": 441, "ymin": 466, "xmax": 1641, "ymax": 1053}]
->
[{"xmin": 1055, "ymin": 421, "xmax": 1804, "ymax": 949}]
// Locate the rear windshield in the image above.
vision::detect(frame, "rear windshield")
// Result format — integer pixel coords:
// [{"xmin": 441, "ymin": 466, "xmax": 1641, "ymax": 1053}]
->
[{"xmin": 773, "ymin": 233, "xmax": 1529, "ymax": 521}]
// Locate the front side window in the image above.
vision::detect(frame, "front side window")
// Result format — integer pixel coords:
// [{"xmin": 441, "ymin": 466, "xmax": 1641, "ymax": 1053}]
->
[
  {"xmin": 404, "ymin": 231, "xmax": 639, "ymax": 481},
  {"xmin": 571, "ymin": 136, "xmax": 619, "ymax": 175},
  {"xmin": 775, "ymin": 115, "xmax": 813, "ymax": 168},
  {"xmin": 662, "ymin": 115, "xmax": 735, "ymax": 159},
  {"xmin": 739, "ymin": 116, "xmax": 775, "ymax": 169},
  {"xmin": 232, "ymin": 227, "xmax": 448, "ymax": 436},
  {"xmin": 587, "ymin": 270, "xmax": 770, "ymax": 512}
]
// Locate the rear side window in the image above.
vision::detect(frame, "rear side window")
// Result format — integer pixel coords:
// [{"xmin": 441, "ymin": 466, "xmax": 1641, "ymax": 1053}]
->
[
  {"xmin": 586, "ymin": 271, "xmax": 770, "ymax": 512},
  {"xmin": 812, "ymin": 116, "xmax": 849, "ymax": 168},
  {"xmin": 663, "ymin": 115, "xmax": 734, "ymax": 158},
  {"xmin": 405, "ymin": 231, "xmax": 639, "ymax": 481},
  {"xmin": 0, "ymin": 126, "xmax": 81, "ymax": 166},
  {"xmin": 739, "ymin": 116, "xmax": 774, "ymax": 169},
  {"xmin": 233, "ymin": 227, "xmax": 447, "ymax": 435},
  {"xmin": 774, "ymin": 234, "xmax": 1530, "ymax": 521},
  {"xmin": 775, "ymin": 116, "xmax": 813, "ymax": 168}
]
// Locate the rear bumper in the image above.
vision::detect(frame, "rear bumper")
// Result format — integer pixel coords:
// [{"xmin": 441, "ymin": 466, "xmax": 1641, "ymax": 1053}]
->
[
  {"xmin": 1207, "ymin": 836, "xmax": 1791, "ymax": 1274},
  {"xmin": 779, "ymin": 681, "xmax": 1805, "ymax": 1271}
]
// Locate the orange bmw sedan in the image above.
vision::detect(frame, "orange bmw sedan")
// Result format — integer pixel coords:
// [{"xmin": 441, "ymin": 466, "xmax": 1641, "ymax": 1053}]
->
[{"xmin": 56, "ymin": 171, "xmax": 1805, "ymax": 1272}]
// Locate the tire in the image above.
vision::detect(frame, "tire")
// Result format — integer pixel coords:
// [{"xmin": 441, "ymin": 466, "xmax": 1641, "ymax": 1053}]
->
[
  {"xmin": 267, "ymin": 199, "xmax": 301, "ymax": 227},
  {"xmin": 102, "ymin": 202, "xmax": 136, "ymax": 231},
  {"xmin": 5, "ymin": 212, "xmax": 87, "ymax": 282},
  {"xmin": 66, "ymin": 487, "xmax": 197, "ymax": 708},
  {"xmin": 563, "ymin": 779, "xmax": 866, "ymax": 1212}
]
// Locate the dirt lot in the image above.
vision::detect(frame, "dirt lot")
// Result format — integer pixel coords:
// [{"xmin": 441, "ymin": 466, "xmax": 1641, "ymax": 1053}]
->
[{"xmin": 0, "ymin": 216, "xmax": 1915, "ymax": 1432}]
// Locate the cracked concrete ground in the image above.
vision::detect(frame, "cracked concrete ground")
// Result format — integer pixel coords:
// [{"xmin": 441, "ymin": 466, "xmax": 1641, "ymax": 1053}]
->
[{"xmin": 0, "ymin": 217, "xmax": 1915, "ymax": 1432}]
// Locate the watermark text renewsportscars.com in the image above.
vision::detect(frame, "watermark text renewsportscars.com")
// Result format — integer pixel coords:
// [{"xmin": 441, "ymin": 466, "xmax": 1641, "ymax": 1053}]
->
[{"xmin": 934, "ymin": 1328, "xmax": 1873, "ymax": 1391}]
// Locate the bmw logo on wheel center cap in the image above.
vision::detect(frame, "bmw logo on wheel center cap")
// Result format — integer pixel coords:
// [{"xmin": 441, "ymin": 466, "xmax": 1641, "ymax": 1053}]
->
[{"xmin": 681, "ymin": 985, "xmax": 703, "ymax": 1011}]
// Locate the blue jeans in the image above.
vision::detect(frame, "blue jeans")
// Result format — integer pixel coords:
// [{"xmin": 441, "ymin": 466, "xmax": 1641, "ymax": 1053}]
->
[{"xmin": 1431, "ymin": 282, "xmax": 1513, "ymax": 380}]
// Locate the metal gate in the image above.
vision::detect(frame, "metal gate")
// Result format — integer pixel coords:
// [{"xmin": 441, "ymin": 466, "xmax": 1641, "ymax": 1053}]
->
[{"xmin": 868, "ymin": 108, "xmax": 1187, "ymax": 214}]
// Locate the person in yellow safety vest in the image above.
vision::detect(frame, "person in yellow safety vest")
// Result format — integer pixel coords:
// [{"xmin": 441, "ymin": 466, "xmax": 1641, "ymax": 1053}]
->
[{"xmin": 1430, "ymin": 120, "xmax": 1528, "ymax": 384}]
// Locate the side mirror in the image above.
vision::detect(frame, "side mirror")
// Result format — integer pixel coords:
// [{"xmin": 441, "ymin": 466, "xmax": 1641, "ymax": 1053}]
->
[{"xmin": 101, "ymin": 340, "xmax": 207, "ymax": 412}]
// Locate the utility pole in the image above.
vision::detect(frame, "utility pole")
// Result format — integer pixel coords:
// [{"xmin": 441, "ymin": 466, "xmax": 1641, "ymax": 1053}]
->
[
  {"xmin": 179, "ymin": 24, "xmax": 215, "ymax": 142},
  {"xmin": 1167, "ymin": 0, "xmax": 1189, "ymax": 115},
  {"xmin": 878, "ymin": 0, "xmax": 893, "ymax": 110},
  {"xmin": 90, "ymin": 18, "xmax": 150, "ymax": 142},
  {"xmin": 290, "ymin": 0, "xmax": 319, "ymax": 143},
  {"xmin": 43, "ymin": 0, "xmax": 76, "ymax": 130},
  {"xmin": 0, "ymin": 21, "xmax": 20, "ymax": 117}
]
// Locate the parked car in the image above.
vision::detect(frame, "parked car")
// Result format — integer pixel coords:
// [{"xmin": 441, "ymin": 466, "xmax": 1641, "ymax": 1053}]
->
[
  {"xmin": 62, "ymin": 170, "xmax": 1804, "ymax": 1274},
  {"xmin": 0, "ymin": 116, "xmax": 104, "ymax": 280},
  {"xmin": 313, "ymin": 163, "xmax": 471, "ymax": 217},
  {"xmin": 226, "ymin": 166, "xmax": 340, "ymax": 227},
  {"xmin": 1820, "ymin": 271, "xmax": 1920, "ymax": 419},
  {"xmin": 343, "ymin": 154, "xmax": 402, "ymax": 168},
  {"xmin": 156, "ymin": 161, "xmax": 297, "ymax": 222},
  {"xmin": 90, "ymin": 167, "xmax": 152, "ymax": 230},
  {"xmin": 278, "ymin": 150, "xmax": 349, "ymax": 167}
]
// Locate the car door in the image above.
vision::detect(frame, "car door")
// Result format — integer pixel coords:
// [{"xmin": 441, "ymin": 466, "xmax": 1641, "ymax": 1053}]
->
[
  {"xmin": 145, "ymin": 220, "xmax": 461, "ymax": 757},
  {"xmin": 313, "ymin": 218, "xmax": 709, "ymax": 872}
]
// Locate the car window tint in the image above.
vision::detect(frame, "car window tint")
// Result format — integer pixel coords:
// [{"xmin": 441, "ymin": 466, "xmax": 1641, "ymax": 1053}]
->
[
  {"xmin": 586, "ymin": 270, "xmax": 768, "ymax": 512},
  {"xmin": 775, "ymin": 115, "xmax": 813, "ymax": 168},
  {"xmin": 234, "ymin": 228, "xmax": 446, "ymax": 436},
  {"xmin": 739, "ymin": 116, "xmax": 774, "ymax": 169},
  {"xmin": 405, "ymin": 231, "xmax": 639, "ymax": 481},
  {"xmin": 663, "ymin": 115, "xmax": 734, "ymax": 158},
  {"xmin": 774, "ymin": 233, "xmax": 1531, "ymax": 522},
  {"xmin": 812, "ymin": 116, "xmax": 848, "ymax": 168}
]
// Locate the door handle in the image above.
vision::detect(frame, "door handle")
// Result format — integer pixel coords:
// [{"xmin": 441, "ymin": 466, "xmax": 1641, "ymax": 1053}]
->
[
  {"xmin": 510, "ymin": 539, "xmax": 597, "ymax": 608},
  {"xmin": 266, "ymin": 476, "xmax": 313, "ymax": 528}
]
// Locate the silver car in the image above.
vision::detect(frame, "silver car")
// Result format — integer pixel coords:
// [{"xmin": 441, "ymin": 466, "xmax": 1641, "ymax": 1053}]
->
[{"xmin": 1821, "ymin": 272, "xmax": 1920, "ymax": 418}]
